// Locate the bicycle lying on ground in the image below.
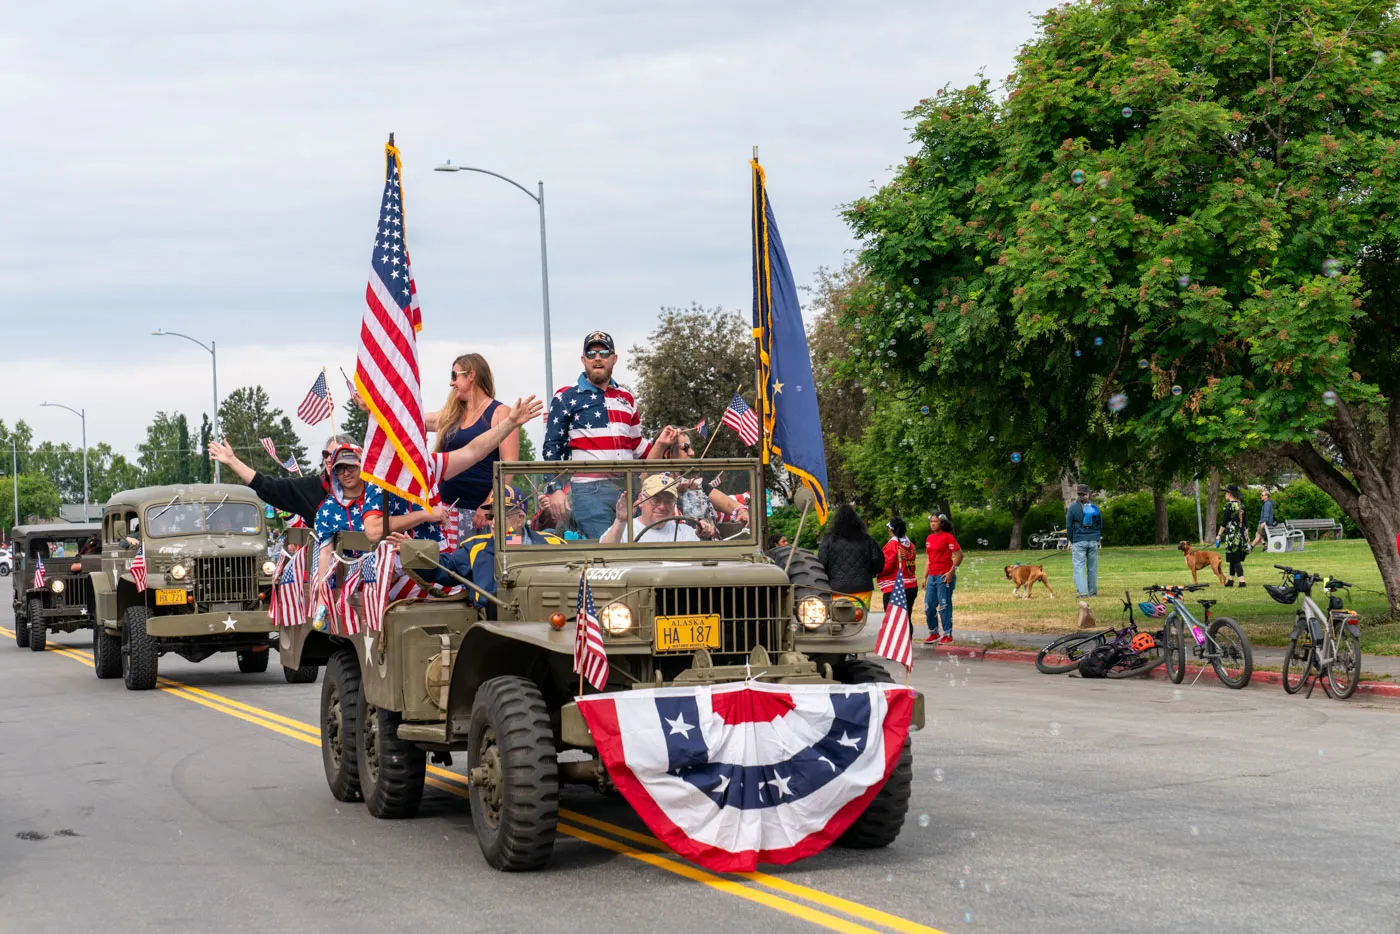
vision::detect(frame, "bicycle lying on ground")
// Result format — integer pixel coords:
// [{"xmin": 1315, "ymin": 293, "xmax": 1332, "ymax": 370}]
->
[
  {"xmin": 1267, "ymin": 565, "xmax": 1362, "ymax": 700},
  {"xmin": 1034, "ymin": 591, "xmax": 1164, "ymax": 678},
  {"xmin": 1148, "ymin": 583, "xmax": 1253, "ymax": 689},
  {"xmin": 1029, "ymin": 526, "xmax": 1069, "ymax": 550}
]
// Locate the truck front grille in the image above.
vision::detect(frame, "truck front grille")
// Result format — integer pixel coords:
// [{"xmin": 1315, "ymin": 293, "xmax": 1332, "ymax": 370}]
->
[
  {"xmin": 59, "ymin": 575, "xmax": 91, "ymax": 609},
  {"xmin": 654, "ymin": 585, "xmax": 789, "ymax": 658},
  {"xmin": 193, "ymin": 556, "xmax": 258, "ymax": 604}
]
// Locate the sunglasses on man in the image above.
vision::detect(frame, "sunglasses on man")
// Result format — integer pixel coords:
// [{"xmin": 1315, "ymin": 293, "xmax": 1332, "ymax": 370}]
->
[{"xmin": 583, "ymin": 348, "xmax": 614, "ymax": 360}]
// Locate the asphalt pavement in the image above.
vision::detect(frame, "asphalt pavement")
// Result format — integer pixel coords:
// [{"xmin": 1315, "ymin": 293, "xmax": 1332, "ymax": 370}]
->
[{"xmin": 2, "ymin": 576, "xmax": 1398, "ymax": 934}]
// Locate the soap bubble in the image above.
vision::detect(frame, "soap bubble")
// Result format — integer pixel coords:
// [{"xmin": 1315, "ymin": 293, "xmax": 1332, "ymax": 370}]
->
[
  {"xmin": 1094, "ymin": 335, "xmax": 1104, "ymax": 346},
  {"xmin": 1322, "ymin": 258, "xmax": 1343, "ymax": 277},
  {"xmin": 977, "ymin": 538, "xmax": 989, "ymax": 546},
  {"xmin": 1122, "ymin": 106, "xmax": 1134, "ymax": 118},
  {"xmin": 1171, "ymin": 385, "xmax": 1183, "ymax": 396},
  {"xmin": 965, "ymin": 912, "xmax": 974, "ymax": 923},
  {"xmin": 1190, "ymin": 826, "xmax": 1200, "ymax": 836},
  {"xmin": 1050, "ymin": 721, "xmax": 1061, "ymax": 736},
  {"xmin": 1074, "ymin": 349, "xmax": 1083, "ymax": 357},
  {"xmin": 1071, "ymin": 169, "xmax": 1086, "ymax": 185},
  {"xmin": 1177, "ymin": 274, "xmax": 1191, "ymax": 288},
  {"xmin": 889, "ymin": 338, "xmax": 897, "ymax": 346},
  {"xmin": 1010, "ymin": 451, "xmax": 1022, "ymax": 463},
  {"xmin": 913, "ymin": 277, "xmax": 920, "ymax": 285},
  {"xmin": 1138, "ymin": 358, "xmax": 1149, "ymax": 369},
  {"xmin": 921, "ymin": 405, "xmax": 931, "ymax": 415},
  {"xmin": 1369, "ymin": 50, "xmax": 1386, "ymax": 64},
  {"xmin": 1097, "ymin": 176, "xmax": 1110, "ymax": 189},
  {"xmin": 933, "ymin": 766, "xmax": 945, "ymax": 783},
  {"xmin": 918, "ymin": 813, "xmax": 931, "ymax": 827},
  {"xmin": 1322, "ymin": 390, "xmax": 1338, "ymax": 406},
  {"xmin": 1089, "ymin": 215, "xmax": 1098, "ymax": 223},
  {"xmin": 1108, "ymin": 392, "xmax": 1128, "ymax": 412},
  {"xmin": 988, "ymin": 435, "xmax": 995, "ymax": 442}
]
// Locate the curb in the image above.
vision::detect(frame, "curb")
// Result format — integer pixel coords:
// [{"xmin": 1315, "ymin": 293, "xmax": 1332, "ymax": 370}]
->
[{"xmin": 927, "ymin": 644, "xmax": 1400, "ymax": 699}]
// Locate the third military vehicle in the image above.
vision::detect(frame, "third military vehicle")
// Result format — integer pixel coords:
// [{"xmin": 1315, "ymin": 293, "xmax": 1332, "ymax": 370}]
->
[
  {"xmin": 281, "ymin": 458, "xmax": 921, "ymax": 871},
  {"xmin": 92, "ymin": 485, "xmax": 297, "ymax": 690},
  {"xmin": 10, "ymin": 522, "xmax": 102, "ymax": 651}
]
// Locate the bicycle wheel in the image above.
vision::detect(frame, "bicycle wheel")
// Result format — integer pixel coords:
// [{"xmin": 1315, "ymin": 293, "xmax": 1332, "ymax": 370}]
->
[
  {"xmin": 1282, "ymin": 635, "xmax": 1314, "ymax": 695},
  {"xmin": 1106, "ymin": 646, "xmax": 1165, "ymax": 679},
  {"xmin": 1208, "ymin": 617, "xmax": 1253, "ymax": 689},
  {"xmin": 1326, "ymin": 626, "xmax": 1362, "ymax": 700},
  {"xmin": 1163, "ymin": 616, "xmax": 1187, "ymax": 684},
  {"xmin": 1035, "ymin": 630, "xmax": 1108, "ymax": 675}
]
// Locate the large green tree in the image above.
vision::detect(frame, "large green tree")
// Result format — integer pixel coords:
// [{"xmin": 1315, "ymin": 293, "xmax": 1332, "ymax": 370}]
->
[
  {"xmin": 2, "ymin": 474, "xmax": 62, "ymax": 531},
  {"xmin": 138, "ymin": 412, "xmax": 198, "ymax": 486},
  {"xmin": 846, "ymin": 0, "xmax": 1400, "ymax": 605},
  {"xmin": 217, "ymin": 386, "xmax": 308, "ymax": 477}
]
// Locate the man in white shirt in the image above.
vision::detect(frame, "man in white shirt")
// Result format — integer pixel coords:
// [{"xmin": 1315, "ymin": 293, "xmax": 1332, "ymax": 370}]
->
[{"xmin": 600, "ymin": 473, "xmax": 701, "ymax": 544}]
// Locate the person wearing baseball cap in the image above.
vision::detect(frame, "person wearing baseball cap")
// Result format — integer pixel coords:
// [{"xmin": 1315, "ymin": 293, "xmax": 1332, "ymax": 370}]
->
[
  {"xmin": 541, "ymin": 329, "xmax": 674, "ymax": 539},
  {"xmin": 600, "ymin": 472, "xmax": 701, "ymax": 544}
]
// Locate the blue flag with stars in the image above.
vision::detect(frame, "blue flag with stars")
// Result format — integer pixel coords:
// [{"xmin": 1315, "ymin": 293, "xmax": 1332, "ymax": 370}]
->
[{"xmin": 751, "ymin": 159, "xmax": 829, "ymax": 523}]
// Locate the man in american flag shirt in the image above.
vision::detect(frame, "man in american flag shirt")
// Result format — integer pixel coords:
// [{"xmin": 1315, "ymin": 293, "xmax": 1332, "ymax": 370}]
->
[{"xmin": 542, "ymin": 330, "xmax": 674, "ymax": 539}]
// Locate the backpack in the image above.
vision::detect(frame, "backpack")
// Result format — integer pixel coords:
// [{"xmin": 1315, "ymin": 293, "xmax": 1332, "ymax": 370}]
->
[
  {"xmin": 1079, "ymin": 503, "xmax": 1102, "ymax": 533},
  {"xmin": 1079, "ymin": 644, "xmax": 1122, "ymax": 679}
]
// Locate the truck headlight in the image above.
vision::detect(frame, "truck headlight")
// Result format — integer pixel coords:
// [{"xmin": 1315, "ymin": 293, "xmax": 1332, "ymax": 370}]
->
[
  {"xmin": 599, "ymin": 602, "xmax": 633, "ymax": 635},
  {"xmin": 50, "ymin": 579, "xmax": 65, "ymax": 594},
  {"xmin": 169, "ymin": 563, "xmax": 188, "ymax": 580},
  {"xmin": 797, "ymin": 596, "xmax": 828, "ymax": 630},
  {"xmin": 261, "ymin": 560, "xmax": 276, "ymax": 577}
]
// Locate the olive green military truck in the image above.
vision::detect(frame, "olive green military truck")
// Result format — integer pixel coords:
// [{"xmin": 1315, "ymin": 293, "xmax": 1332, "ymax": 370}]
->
[
  {"xmin": 10, "ymin": 522, "xmax": 102, "ymax": 651},
  {"xmin": 282, "ymin": 458, "xmax": 920, "ymax": 871},
  {"xmin": 92, "ymin": 484, "xmax": 293, "ymax": 690}
]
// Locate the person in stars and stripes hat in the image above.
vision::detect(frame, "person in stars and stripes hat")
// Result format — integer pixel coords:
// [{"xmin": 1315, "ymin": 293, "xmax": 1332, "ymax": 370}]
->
[{"xmin": 210, "ymin": 433, "xmax": 357, "ymax": 527}]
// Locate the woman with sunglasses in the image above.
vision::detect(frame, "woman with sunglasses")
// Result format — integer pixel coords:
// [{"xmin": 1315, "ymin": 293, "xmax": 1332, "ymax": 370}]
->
[{"xmin": 425, "ymin": 353, "xmax": 518, "ymax": 531}]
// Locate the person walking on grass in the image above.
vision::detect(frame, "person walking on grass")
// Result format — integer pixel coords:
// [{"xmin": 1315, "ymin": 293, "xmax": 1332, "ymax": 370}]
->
[
  {"xmin": 817, "ymin": 504, "xmax": 884, "ymax": 608},
  {"xmin": 1216, "ymin": 485, "xmax": 1249, "ymax": 587},
  {"xmin": 1066, "ymin": 484, "xmax": 1102, "ymax": 597},
  {"xmin": 923, "ymin": 515, "xmax": 963, "ymax": 645},
  {"xmin": 1250, "ymin": 489, "xmax": 1276, "ymax": 548}
]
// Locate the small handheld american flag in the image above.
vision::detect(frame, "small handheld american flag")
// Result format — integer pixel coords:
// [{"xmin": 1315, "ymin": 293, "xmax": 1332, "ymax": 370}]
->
[
  {"xmin": 269, "ymin": 547, "xmax": 306, "ymax": 626},
  {"xmin": 297, "ymin": 372, "xmax": 334, "ymax": 425},
  {"xmin": 874, "ymin": 568, "xmax": 913, "ymax": 670},
  {"xmin": 128, "ymin": 546, "xmax": 147, "ymax": 593},
  {"xmin": 261, "ymin": 438, "xmax": 302, "ymax": 475},
  {"xmin": 722, "ymin": 394, "xmax": 761, "ymax": 447},
  {"xmin": 573, "ymin": 573, "xmax": 609, "ymax": 692},
  {"xmin": 33, "ymin": 559, "xmax": 45, "ymax": 589}
]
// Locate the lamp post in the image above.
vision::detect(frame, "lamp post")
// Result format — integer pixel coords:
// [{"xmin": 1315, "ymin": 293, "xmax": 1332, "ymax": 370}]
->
[
  {"xmin": 434, "ymin": 160, "xmax": 554, "ymax": 400},
  {"xmin": 153, "ymin": 329, "xmax": 219, "ymax": 482},
  {"xmin": 10, "ymin": 439, "xmax": 17, "ymax": 528},
  {"xmin": 40, "ymin": 402, "xmax": 88, "ymax": 518}
]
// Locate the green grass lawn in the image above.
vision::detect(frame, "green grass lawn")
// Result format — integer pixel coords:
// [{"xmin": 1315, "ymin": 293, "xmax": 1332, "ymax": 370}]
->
[{"xmin": 877, "ymin": 539, "xmax": 1400, "ymax": 655}]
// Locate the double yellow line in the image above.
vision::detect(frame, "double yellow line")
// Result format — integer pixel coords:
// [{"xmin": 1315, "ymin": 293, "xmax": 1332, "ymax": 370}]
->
[{"xmin": 7, "ymin": 628, "xmax": 943, "ymax": 934}]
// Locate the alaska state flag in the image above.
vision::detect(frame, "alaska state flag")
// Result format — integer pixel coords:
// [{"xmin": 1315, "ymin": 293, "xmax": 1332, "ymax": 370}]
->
[{"xmin": 751, "ymin": 159, "xmax": 829, "ymax": 523}]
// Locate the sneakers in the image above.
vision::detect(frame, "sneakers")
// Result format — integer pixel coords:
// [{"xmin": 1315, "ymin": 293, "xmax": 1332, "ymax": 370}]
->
[
  {"xmin": 1238, "ymin": 582, "xmax": 1248, "ymax": 588},
  {"xmin": 938, "ymin": 634, "xmax": 954, "ymax": 645},
  {"xmin": 923, "ymin": 633, "xmax": 939, "ymax": 645},
  {"xmin": 1224, "ymin": 580, "xmax": 1235, "ymax": 588}
]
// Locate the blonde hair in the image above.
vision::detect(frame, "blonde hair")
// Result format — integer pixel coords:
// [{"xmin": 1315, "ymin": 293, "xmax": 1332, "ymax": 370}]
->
[{"xmin": 436, "ymin": 353, "xmax": 497, "ymax": 452}]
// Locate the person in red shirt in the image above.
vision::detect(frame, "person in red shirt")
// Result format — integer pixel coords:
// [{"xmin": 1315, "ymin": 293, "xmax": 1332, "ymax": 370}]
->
[
  {"xmin": 877, "ymin": 517, "xmax": 918, "ymax": 627},
  {"xmin": 923, "ymin": 514, "xmax": 963, "ymax": 645}
]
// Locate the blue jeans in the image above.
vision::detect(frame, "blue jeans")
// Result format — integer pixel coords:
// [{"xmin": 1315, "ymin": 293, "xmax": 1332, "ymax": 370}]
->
[
  {"xmin": 1071, "ymin": 540, "xmax": 1099, "ymax": 596},
  {"xmin": 924, "ymin": 574, "xmax": 955, "ymax": 635},
  {"xmin": 572, "ymin": 480, "xmax": 620, "ymax": 540}
]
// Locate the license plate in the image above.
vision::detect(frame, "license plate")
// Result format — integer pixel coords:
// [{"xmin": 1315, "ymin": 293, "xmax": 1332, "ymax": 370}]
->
[
  {"xmin": 155, "ymin": 588, "xmax": 187, "ymax": 607},
  {"xmin": 655, "ymin": 614, "xmax": 721, "ymax": 652}
]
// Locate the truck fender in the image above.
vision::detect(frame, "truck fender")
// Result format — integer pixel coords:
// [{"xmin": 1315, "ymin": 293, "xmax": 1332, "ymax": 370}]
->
[{"xmin": 445, "ymin": 623, "xmax": 575, "ymax": 738}]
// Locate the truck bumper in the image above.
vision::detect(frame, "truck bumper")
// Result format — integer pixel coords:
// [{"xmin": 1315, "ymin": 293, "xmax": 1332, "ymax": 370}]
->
[{"xmin": 146, "ymin": 609, "xmax": 274, "ymax": 639}]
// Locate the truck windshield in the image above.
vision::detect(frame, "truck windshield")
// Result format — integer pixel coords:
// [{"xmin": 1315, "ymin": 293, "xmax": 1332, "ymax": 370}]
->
[
  {"xmin": 145, "ymin": 503, "xmax": 262, "ymax": 537},
  {"xmin": 501, "ymin": 460, "xmax": 760, "ymax": 550}
]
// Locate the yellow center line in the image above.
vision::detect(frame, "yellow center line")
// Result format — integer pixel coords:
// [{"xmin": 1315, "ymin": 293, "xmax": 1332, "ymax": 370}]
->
[{"xmin": 6, "ymin": 627, "xmax": 945, "ymax": 934}]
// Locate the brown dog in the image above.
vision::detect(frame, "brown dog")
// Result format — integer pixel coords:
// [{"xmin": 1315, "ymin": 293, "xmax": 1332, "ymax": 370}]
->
[
  {"xmin": 1179, "ymin": 541, "xmax": 1227, "ymax": 585},
  {"xmin": 1005, "ymin": 564, "xmax": 1055, "ymax": 599}
]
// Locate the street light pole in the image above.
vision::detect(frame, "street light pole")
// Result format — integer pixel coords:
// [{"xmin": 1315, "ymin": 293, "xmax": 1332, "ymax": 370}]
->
[
  {"xmin": 10, "ymin": 439, "xmax": 17, "ymax": 528},
  {"xmin": 153, "ymin": 330, "xmax": 220, "ymax": 483},
  {"xmin": 435, "ymin": 161, "xmax": 555, "ymax": 399},
  {"xmin": 40, "ymin": 402, "xmax": 88, "ymax": 518}
]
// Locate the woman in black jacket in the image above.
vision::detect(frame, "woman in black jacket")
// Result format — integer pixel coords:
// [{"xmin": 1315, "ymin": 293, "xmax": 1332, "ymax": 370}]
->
[{"xmin": 818, "ymin": 504, "xmax": 885, "ymax": 605}]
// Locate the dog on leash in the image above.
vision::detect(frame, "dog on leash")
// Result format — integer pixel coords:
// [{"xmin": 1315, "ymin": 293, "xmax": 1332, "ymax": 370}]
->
[
  {"xmin": 1005, "ymin": 563, "xmax": 1054, "ymax": 599},
  {"xmin": 1178, "ymin": 541, "xmax": 1227, "ymax": 585}
]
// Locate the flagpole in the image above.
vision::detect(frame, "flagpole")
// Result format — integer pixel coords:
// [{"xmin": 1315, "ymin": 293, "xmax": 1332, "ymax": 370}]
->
[
  {"xmin": 750, "ymin": 147, "xmax": 768, "ymax": 472},
  {"xmin": 698, "ymin": 383, "xmax": 745, "ymax": 460},
  {"xmin": 325, "ymin": 367, "xmax": 338, "ymax": 439},
  {"xmin": 577, "ymin": 558, "xmax": 588, "ymax": 699}
]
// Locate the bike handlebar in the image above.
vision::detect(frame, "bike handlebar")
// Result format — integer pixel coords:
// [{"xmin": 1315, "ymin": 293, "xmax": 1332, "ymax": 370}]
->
[{"xmin": 1143, "ymin": 583, "xmax": 1210, "ymax": 594}]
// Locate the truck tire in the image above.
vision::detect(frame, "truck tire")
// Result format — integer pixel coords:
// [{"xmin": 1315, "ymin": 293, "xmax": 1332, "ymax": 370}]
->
[
  {"xmin": 320, "ymin": 647, "xmax": 363, "ymax": 802},
  {"xmin": 27, "ymin": 598, "xmax": 46, "ymax": 652},
  {"xmin": 832, "ymin": 657, "xmax": 914, "ymax": 849},
  {"xmin": 284, "ymin": 664, "xmax": 319, "ymax": 684},
  {"xmin": 14, "ymin": 601, "xmax": 30, "ymax": 648},
  {"xmin": 122, "ymin": 606, "xmax": 159, "ymax": 690},
  {"xmin": 236, "ymin": 649, "xmax": 270, "ymax": 674},
  {"xmin": 467, "ymin": 676, "xmax": 559, "ymax": 871},
  {"xmin": 93, "ymin": 624, "xmax": 122, "ymax": 679},
  {"xmin": 359, "ymin": 701, "xmax": 426, "ymax": 819},
  {"xmin": 766, "ymin": 545, "xmax": 831, "ymax": 601}
]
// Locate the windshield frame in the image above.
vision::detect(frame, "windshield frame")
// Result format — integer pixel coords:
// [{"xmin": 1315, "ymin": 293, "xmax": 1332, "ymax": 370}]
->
[{"xmin": 142, "ymin": 500, "xmax": 265, "ymax": 539}]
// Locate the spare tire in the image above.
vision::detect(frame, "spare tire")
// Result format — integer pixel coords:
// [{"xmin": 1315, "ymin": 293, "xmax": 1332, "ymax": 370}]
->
[{"xmin": 765, "ymin": 545, "xmax": 831, "ymax": 603}]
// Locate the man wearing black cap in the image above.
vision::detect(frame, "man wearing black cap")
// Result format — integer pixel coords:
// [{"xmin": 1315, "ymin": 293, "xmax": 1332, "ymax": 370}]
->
[
  {"xmin": 541, "ymin": 330, "xmax": 672, "ymax": 538},
  {"xmin": 1066, "ymin": 484, "xmax": 1102, "ymax": 597}
]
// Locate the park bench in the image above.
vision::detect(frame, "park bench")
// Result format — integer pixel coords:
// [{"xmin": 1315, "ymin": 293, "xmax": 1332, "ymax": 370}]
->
[
  {"xmin": 1283, "ymin": 518, "xmax": 1345, "ymax": 541},
  {"xmin": 1265, "ymin": 525, "xmax": 1304, "ymax": 553}
]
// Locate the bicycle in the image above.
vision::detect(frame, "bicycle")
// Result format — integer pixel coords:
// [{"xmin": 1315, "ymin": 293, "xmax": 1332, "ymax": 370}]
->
[
  {"xmin": 1034, "ymin": 591, "xmax": 1165, "ymax": 678},
  {"xmin": 1268, "ymin": 565, "xmax": 1362, "ymax": 700},
  {"xmin": 1029, "ymin": 526, "xmax": 1070, "ymax": 551},
  {"xmin": 1147, "ymin": 583, "xmax": 1254, "ymax": 689}
]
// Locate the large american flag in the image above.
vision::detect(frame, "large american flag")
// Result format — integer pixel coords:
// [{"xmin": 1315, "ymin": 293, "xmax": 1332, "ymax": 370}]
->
[
  {"xmin": 722, "ymin": 393, "xmax": 761, "ymax": 447},
  {"xmin": 573, "ymin": 573, "xmax": 609, "ymax": 692},
  {"xmin": 261, "ymin": 438, "xmax": 301, "ymax": 475},
  {"xmin": 874, "ymin": 568, "xmax": 913, "ymax": 670},
  {"xmin": 128, "ymin": 546, "xmax": 147, "ymax": 593},
  {"xmin": 268, "ymin": 546, "xmax": 307, "ymax": 626},
  {"xmin": 32, "ymin": 558, "xmax": 45, "ymax": 590},
  {"xmin": 297, "ymin": 372, "xmax": 335, "ymax": 425},
  {"xmin": 355, "ymin": 138, "xmax": 434, "ymax": 510}
]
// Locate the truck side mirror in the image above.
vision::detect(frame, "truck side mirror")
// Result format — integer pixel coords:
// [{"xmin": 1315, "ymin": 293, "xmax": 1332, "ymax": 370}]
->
[{"xmin": 398, "ymin": 540, "xmax": 442, "ymax": 570}]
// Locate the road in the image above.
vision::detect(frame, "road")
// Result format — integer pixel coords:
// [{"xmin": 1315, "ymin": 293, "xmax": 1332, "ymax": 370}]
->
[{"xmin": 2, "ymin": 576, "xmax": 1398, "ymax": 934}]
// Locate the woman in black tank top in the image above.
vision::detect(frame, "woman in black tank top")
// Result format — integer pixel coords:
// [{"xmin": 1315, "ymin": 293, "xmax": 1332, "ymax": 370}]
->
[{"xmin": 427, "ymin": 353, "xmax": 519, "ymax": 526}]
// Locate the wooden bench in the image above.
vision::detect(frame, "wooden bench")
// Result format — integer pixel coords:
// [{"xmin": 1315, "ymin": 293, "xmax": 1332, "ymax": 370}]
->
[{"xmin": 1283, "ymin": 518, "xmax": 1344, "ymax": 541}]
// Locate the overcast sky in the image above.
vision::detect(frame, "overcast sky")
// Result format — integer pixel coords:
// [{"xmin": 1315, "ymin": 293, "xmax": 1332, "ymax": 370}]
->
[{"xmin": 3, "ymin": 0, "xmax": 1038, "ymax": 461}]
